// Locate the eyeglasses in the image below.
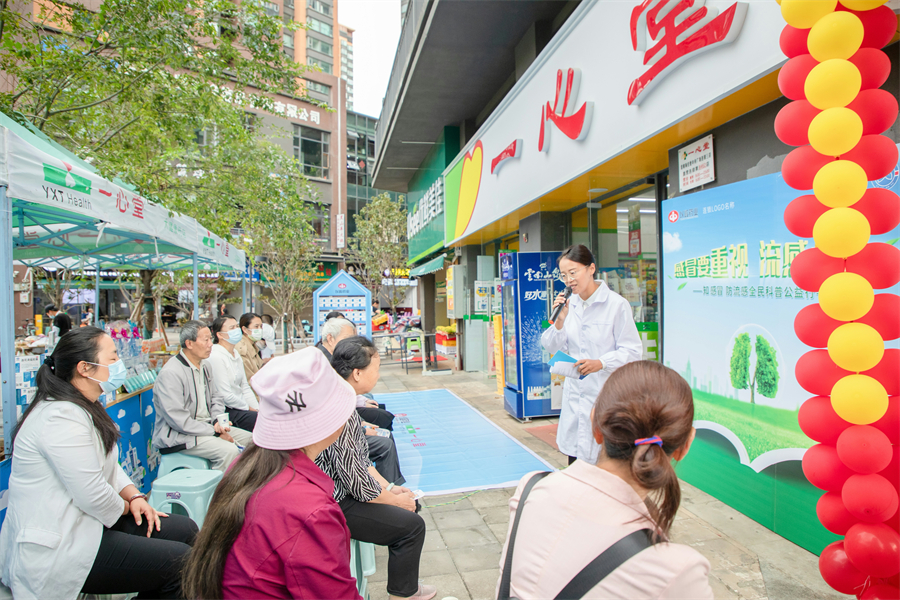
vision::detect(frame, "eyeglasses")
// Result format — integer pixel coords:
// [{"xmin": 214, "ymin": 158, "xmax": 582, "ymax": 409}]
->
[{"xmin": 559, "ymin": 266, "xmax": 587, "ymax": 283}]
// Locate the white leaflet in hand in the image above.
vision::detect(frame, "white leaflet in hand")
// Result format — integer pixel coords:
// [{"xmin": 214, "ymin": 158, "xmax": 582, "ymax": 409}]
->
[{"xmin": 550, "ymin": 361, "xmax": 585, "ymax": 380}]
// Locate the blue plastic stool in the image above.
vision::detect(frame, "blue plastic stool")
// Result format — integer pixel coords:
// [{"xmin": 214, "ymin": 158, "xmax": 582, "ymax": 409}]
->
[
  {"xmin": 149, "ymin": 469, "xmax": 222, "ymax": 529},
  {"xmin": 157, "ymin": 453, "xmax": 211, "ymax": 478},
  {"xmin": 359, "ymin": 541, "xmax": 376, "ymax": 577}
]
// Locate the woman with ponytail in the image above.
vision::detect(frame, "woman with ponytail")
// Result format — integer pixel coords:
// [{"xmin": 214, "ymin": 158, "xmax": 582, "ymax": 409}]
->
[
  {"xmin": 182, "ymin": 347, "xmax": 362, "ymax": 600},
  {"xmin": 0, "ymin": 327, "xmax": 198, "ymax": 599},
  {"xmin": 497, "ymin": 361, "xmax": 713, "ymax": 599}
]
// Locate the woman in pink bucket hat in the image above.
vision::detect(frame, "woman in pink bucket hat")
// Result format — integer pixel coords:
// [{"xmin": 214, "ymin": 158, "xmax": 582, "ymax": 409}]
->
[{"xmin": 182, "ymin": 347, "xmax": 362, "ymax": 600}]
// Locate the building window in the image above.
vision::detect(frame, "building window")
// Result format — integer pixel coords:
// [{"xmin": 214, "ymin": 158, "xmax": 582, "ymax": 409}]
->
[
  {"xmin": 261, "ymin": 1, "xmax": 279, "ymax": 16},
  {"xmin": 305, "ymin": 79, "xmax": 331, "ymax": 95},
  {"xmin": 283, "ymin": 33, "xmax": 294, "ymax": 48},
  {"xmin": 307, "ymin": 56, "xmax": 332, "ymax": 74},
  {"xmin": 307, "ymin": 15, "xmax": 333, "ymax": 36},
  {"xmin": 307, "ymin": 37, "xmax": 333, "ymax": 56},
  {"xmin": 293, "ymin": 125, "xmax": 330, "ymax": 179},
  {"xmin": 307, "ymin": 0, "xmax": 332, "ymax": 17}
]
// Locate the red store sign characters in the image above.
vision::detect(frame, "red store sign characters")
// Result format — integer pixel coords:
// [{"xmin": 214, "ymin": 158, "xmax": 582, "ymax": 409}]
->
[
  {"xmin": 628, "ymin": 0, "xmax": 748, "ymax": 106},
  {"xmin": 538, "ymin": 68, "xmax": 593, "ymax": 152}
]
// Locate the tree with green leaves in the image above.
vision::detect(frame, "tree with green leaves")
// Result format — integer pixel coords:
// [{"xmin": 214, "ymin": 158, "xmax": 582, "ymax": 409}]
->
[
  {"xmin": 729, "ymin": 332, "xmax": 780, "ymax": 404},
  {"xmin": 346, "ymin": 192, "xmax": 408, "ymax": 316}
]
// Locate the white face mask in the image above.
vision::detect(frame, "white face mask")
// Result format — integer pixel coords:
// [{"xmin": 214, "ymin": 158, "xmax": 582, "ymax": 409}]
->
[
  {"xmin": 225, "ymin": 328, "xmax": 243, "ymax": 345},
  {"xmin": 249, "ymin": 329, "xmax": 263, "ymax": 341}
]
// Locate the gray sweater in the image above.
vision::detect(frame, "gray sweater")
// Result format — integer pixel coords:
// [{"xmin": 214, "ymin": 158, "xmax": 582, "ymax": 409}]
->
[{"xmin": 151, "ymin": 353, "xmax": 224, "ymax": 452}]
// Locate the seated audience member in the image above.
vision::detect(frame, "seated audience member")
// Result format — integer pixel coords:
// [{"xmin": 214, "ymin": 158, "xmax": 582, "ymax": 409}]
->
[
  {"xmin": 183, "ymin": 348, "xmax": 362, "ymax": 600},
  {"xmin": 316, "ymin": 344, "xmax": 436, "ymax": 600},
  {"xmin": 152, "ymin": 320, "xmax": 252, "ymax": 471},
  {"xmin": 208, "ymin": 316, "xmax": 259, "ymax": 431},
  {"xmin": 315, "ymin": 317, "xmax": 357, "ymax": 362},
  {"xmin": 0, "ymin": 327, "xmax": 197, "ymax": 599},
  {"xmin": 260, "ymin": 314, "xmax": 276, "ymax": 360},
  {"xmin": 497, "ymin": 361, "xmax": 713, "ymax": 600},
  {"xmin": 333, "ymin": 336, "xmax": 403, "ymax": 484},
  {"xmin": 235, "ymin": 312, "xmax": 264, "ymax": 382}
]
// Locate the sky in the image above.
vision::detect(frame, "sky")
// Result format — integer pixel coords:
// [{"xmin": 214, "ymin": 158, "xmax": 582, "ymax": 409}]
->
[{"xmin": 337, "ymin": 0, "xmax": 402, "ymax": 119}]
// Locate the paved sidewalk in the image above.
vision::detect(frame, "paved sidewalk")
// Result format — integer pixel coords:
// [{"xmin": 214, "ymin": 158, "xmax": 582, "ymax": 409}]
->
[{"xmin": 368, "ymin": 364, "xmax": 845, "ymax": 600}]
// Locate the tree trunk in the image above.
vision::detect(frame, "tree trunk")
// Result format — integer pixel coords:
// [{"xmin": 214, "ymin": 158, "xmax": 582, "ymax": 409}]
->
[{"xmin": 140, "ymin": 270, "xmax": 156, "ymax": 339}]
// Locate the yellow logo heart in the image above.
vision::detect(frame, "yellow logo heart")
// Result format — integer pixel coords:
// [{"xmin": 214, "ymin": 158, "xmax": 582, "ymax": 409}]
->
[{"xmin": 455, "ymin": 141, "xmax": 483, "ymax": 240}]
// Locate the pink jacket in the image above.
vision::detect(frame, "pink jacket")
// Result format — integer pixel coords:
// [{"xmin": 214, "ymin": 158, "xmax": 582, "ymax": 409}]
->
[{"xmin": 497, "ymin": 460, "xmax": 713, "ymax": 600}]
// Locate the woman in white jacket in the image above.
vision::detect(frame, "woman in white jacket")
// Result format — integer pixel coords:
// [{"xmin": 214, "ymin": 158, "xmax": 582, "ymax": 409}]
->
[
  {"xmin": 0, "ymin": 327, "xmax": 198, "ymax": 599},
  {"xmin": 542, "ymin": 245, "xmax": 643, "ymax": 465}
]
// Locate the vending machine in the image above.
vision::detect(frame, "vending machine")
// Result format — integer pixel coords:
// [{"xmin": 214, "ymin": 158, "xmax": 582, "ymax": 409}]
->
[{"xmin": 500, "ymin": 251, "xmax": 565, "ymax": 421}]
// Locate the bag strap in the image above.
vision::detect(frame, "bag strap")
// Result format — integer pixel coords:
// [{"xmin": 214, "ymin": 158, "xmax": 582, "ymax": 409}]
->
[
  {"xmin": 554, "ymin": 528, "xmax": 657, "ymax": 600},
  {"xmin": 497, "ymin": 471, "xmax": 550, "ymax": 600}
]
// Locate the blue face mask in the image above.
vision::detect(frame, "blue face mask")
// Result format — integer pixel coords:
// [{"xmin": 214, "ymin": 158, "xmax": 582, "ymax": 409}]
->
[
  {"xmin": 86, "ymin": 360, "xmax": 128, "ymax": 394},
  {"xmin": 225, "ymin": 328, "xmax": 243, "ymax": 345}
]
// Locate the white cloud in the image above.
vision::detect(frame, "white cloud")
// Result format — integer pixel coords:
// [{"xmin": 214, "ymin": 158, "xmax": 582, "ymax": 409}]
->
[
  {"xmin": 117, "ymin": 409, "xmax": 126, "ymax": 419},
  {"xmin": 144, "ymin": 405, "xmax": 153, "ymax": 417},
  {"xmin": 663, "ymin": 232, "xmax": 683, "ymax": 253},
  {"xmin": 130, "ymin": 422, "xmax": 140, "ymax": 435}
]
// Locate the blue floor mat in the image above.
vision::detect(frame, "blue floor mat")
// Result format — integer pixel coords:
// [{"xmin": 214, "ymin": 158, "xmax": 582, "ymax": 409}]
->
[{"xmin": 375, "ymin": 389, "xmax": 556, "ymax": 496}]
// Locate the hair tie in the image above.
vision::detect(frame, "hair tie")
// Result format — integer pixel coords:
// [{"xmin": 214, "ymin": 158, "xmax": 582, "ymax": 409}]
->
[
  {"xmin": 635, "ymin": 436, "xmax": 663, "ymax": 447},
  {"xmin": 44, "ymin": 355, "xmax": 55, "ymax": 372}
]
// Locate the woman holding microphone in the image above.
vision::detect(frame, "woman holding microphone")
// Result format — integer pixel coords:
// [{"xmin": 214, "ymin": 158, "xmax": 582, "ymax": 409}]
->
[{"xmin": 542, "ymin": 245, "xmax": 643, "ymax": 465}]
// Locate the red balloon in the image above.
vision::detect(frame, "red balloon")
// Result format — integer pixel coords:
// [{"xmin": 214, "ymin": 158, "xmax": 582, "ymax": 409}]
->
[
  {"xmin": 852, "ymin": 189, "xmax": 900, "ymax": 236},
  {"xmin": 849, "ymin": 48, "xmax": 892, "ymax": 91},
  {"xmin": 796, "ymin": 350, "xmax": 853, "ymax": 396},
  {"xmin": 846, "ymin": 244, "xmax": 900, "ymax": 290},
  {"xmin": 818, "ymin": 491, "xmax": 860, "ymax": 535},
  {"xmin": 780, "ymin": 25, "xmax": 809, "ymax": 58},
  {"xmin": 795, "ymin": 304, "xmax": 841, "ymax": 348},
  {"xmin": 847, "ymin": 90, "xmax": 900, "ymax": 137},
  {"xmin": 859, "ymin": 584, "xmax": 900, "ymax": 600},
  {"xmin": 804, "ymin": 443, "xmax": 856, "ymax": 492},
  {"xmin": 775, "ymin": 101, "xmax": 820, "ymax": 146},
  {"xmin": 790, "ymin": 248, "xmax": 844, "ymax": 292},
  {"xmin": 838, "ymin": 5, "xmax": 898, "ymax": 49},
  {"xmin": 782, "ymin": 145, "xmax": 834, "ymax": 190},
  {"xmin": 845, "ymin": 522, "xmax": 900, "ymax": 577},
  {"xmin": 863, "ymin": 350, "xmax": 900, "ymax": 396},
  {"xmin": 778, "ymin": 54, "xmax": 818, "ymax": 101},
  {"xmin": 842, "ymin": 136, "xmax": 900, "ymax": 181},
  {"xmin": 785, "ymin": 194, "xmax": 829, "ymax": 238},
  {"xmin": 800, "ymin": 396, "xmax": 853, "ymax": 444},
  {"xmin": 838, "ymin": 426, "xmax": 893, "ymax": 474},
  {"xmin": 843, "ymin": 474, "xmax": 899, "ymax": 523},
  {"xmin": 879, "ymin": 446, "xmax": 899, "ymax": 489},
  {"xmin": 858, "ymin": 295, "xmax": 900, "ymax": 342},
  {"xmin": 871, "ymin": 396, "xmax": 899, "ymax": 444},
  {"xmin": 820, "ymin": 541, "xmax": 869, "ymax": 595}
]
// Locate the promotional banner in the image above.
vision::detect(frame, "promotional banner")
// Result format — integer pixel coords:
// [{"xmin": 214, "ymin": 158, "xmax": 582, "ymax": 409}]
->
[{"xmin": 662, "ymin": 161, "xmax": 900, "ymax": 553}]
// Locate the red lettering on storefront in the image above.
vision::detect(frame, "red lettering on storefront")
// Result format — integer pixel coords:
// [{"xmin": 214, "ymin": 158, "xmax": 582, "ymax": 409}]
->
[
  {"xmin": 490, "ymin": 139, "xmax": 522, "ymax": 174},
  {"xmin": 538, "ymin": 68, "xmax": 593, "ymax": 153}
]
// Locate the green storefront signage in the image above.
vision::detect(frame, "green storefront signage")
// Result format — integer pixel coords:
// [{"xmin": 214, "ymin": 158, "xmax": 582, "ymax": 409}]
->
[{"xmin": 407, "ymin": 127, "xmax": 459, "ymax": 265}]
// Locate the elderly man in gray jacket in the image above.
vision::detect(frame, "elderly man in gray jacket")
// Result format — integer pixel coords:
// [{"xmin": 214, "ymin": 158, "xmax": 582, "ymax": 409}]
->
[{"xmin": 152, "ymin": 320, "xmax": 253, "ymax": 470}]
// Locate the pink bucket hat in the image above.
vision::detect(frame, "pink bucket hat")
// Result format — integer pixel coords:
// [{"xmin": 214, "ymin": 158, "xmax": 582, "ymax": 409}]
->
[{"xmin": 250, "ymin": 347, "xmax": 356, "ymax": 450}]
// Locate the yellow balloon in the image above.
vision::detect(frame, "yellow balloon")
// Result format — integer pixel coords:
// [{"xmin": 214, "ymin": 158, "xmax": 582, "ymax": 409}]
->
[
  {"xmin": 808, "ymin": 12, "xmax": 865, "ymax": 61},
  {"xmin": 819, "ymin": 272, "xmax": 874, "ymax": 321},
  {"xmin": 813, "ymin": 207, "xmax": 870, "ymax": 258},
  {"xmin": 808, "ymin": 107, "xmax": 863, "ymax": 156},
  {"xmin": 840, "ymin": 0, "xmax": 887, "ymax": 10},
  {"xmin": 781, "ymin": 0, "xmax": 837, "ymax": 29},
  {"xmin": 813, "ymin": 160, "xmax": 868, "ymax": 208},
  {"xmin": 828, "ymin": 323, "xmax": 885, "ymax": 372},
  {"xmin": 831, "ymin": 374, "xmax": 888, "ymax": 425},
  {"xmin": 805, "ymin": 59, "xmax": 862, "ymax": 110}
]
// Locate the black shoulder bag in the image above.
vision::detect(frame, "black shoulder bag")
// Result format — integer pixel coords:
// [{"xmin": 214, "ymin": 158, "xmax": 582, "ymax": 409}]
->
[{"xmin": 498, "ymin": 472, "xmax": 658, "ymax": 600}]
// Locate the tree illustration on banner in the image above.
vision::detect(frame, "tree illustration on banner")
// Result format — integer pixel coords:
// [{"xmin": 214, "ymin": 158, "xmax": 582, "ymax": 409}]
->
[
  {"xmin": 777, "ymin": 0, "xmax": 899, "ymax": 596},
  {"xmin": 729, "ymin": 333, "xmax": 780, "ymax": 405}
]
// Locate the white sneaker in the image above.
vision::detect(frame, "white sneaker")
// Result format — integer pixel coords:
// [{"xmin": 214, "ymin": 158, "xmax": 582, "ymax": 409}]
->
[{"xmin": 407, "ymin": 584, "xmax": 437, "ymax": 600}]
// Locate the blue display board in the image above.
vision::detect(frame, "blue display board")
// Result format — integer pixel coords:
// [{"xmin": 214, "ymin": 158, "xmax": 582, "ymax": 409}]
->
[
  {"xmin": 313, "ymin": 270, "xmax": 372, "ymax": 342},
  {"xmin": 500, "ymin": 252, "xmax": 566, "ymax": 420}
]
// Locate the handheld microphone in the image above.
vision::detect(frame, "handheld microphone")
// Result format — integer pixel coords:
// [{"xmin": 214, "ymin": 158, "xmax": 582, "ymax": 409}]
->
[{"xmin": 548, "ymin": 287, "xmax": 572, "ymax": 324}]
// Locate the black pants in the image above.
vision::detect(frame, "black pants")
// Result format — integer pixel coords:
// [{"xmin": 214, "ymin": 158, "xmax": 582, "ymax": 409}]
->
[
  {"xmin": 81, "ymin": 513, "xmax": 198, "ymax": 599},
  {"xmin": 366, "ymin": 431, "xmax": 406, "ymax": 485},
  {"xmin": 229, "ymin": 407, "xmax": 258, "ymax": 431},
  {"xmin": 340, "ymin": 496, "xmax": 426, "ymax": 597},
  {"xmin": 357, "ymin": 406, "xmax": 395, "ymax": 430}
]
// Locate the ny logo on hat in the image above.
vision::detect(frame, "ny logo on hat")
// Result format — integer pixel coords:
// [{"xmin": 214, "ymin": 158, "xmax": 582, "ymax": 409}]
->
[{"xmin": 285, "ymin": 391, "xmax": 307, "ymax": 412}]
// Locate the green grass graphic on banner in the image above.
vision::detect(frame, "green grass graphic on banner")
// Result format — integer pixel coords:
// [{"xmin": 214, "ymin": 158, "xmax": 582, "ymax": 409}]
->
[{"xmin": 43, "ymin": 164, "xmax": 92, "ymax": 194}]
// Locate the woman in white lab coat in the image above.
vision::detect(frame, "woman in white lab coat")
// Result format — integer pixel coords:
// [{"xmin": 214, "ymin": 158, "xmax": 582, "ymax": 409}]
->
[
  {"xmin": 0, "ymin": 327, "xmax": 198, "ymax": 599},
  {"xmin": 541, "ymin": 245, "xmax": 643, "ymax": 465}
]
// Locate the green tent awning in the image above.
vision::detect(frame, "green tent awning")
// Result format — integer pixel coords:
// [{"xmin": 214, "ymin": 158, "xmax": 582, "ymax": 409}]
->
[{"xmin": 409, "ymin": 253, "xmax": 446, "ymax": 277}]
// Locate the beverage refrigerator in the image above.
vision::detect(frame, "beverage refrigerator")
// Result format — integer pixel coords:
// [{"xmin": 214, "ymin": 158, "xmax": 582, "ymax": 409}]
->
[{"xmin": 499, "ymin": 251, "xmax": 565, "ymax": 421}]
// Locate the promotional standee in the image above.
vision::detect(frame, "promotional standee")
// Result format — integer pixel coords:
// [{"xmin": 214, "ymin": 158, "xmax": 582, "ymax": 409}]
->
[
  {"xmin": 313, "ymin": 270, "xmax": 372, "ymax": 342},
  {"xmin": 500, "ymin": 252, "xmax": 566, "ymax": 421}
]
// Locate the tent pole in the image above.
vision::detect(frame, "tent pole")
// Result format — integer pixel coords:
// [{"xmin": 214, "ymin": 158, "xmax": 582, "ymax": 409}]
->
[
  {"xmin": 94, "ymin": 260, "xmax": 100, "ymax": 326},
  {"xmin": 192, "ymin": 253, "xmax": 199, "ymax": 320},
  {"xmin": 1, "ymin": 186, "xmax": 17, "ymax": 456},
  {"xmin": 242, "ymin": 271, "xmax": 248, "ymax": 314}
]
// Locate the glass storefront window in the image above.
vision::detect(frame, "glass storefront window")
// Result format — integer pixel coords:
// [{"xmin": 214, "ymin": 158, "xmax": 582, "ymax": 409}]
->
[{"xmin": 611, "ymin": 187, "xmax": 659, "ymax": 324}]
